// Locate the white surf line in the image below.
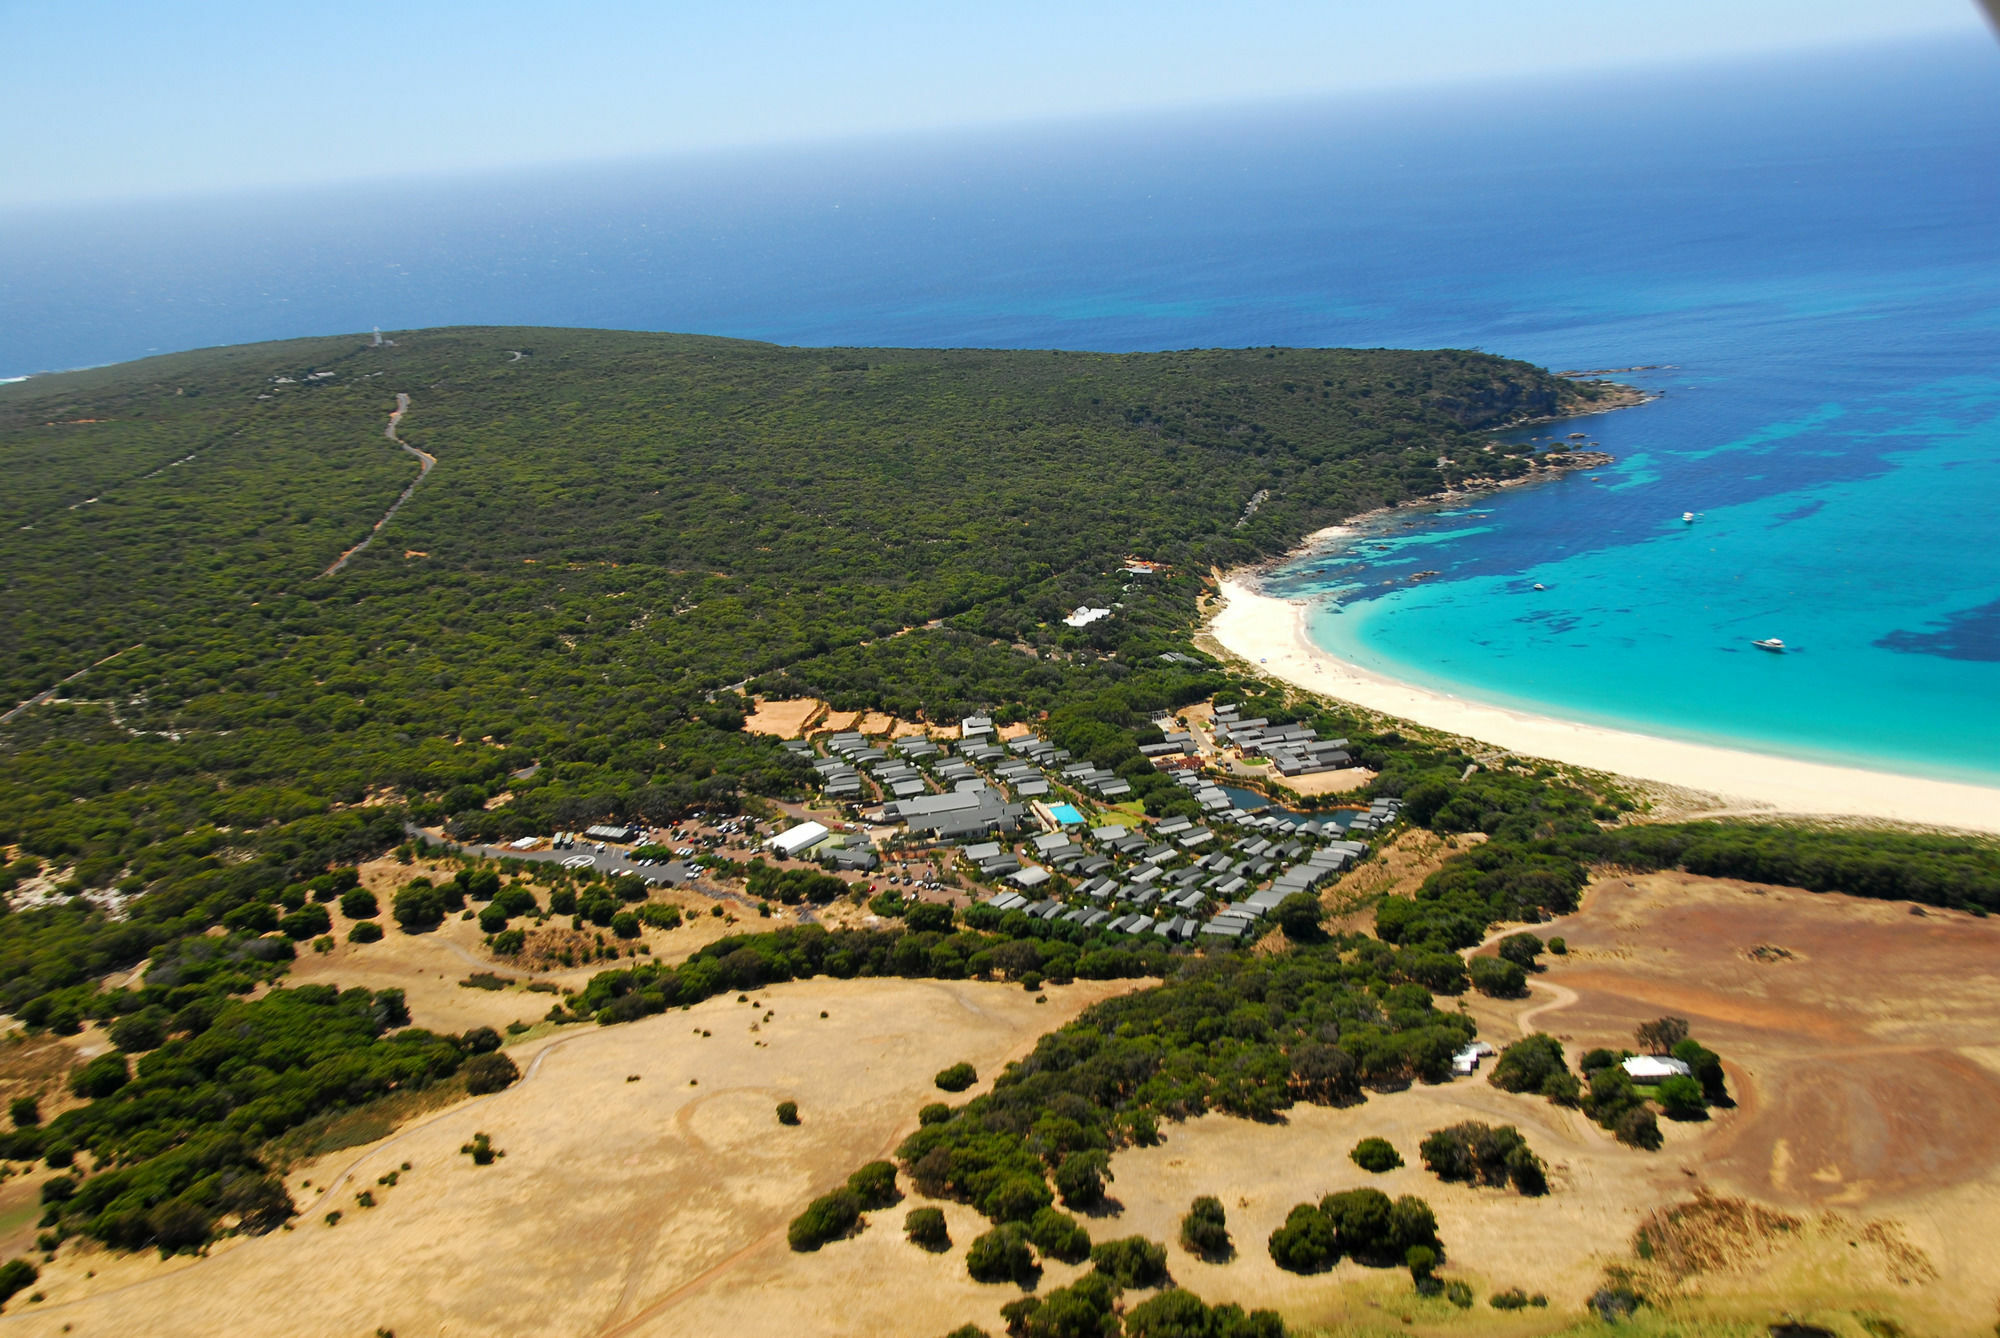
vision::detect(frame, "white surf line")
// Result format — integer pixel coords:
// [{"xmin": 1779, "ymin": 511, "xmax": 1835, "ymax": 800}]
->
[
  {"xmin": 320, "ymin": 392, "xmax": 437, "ymax": 577},
  {"xmin": 1, "ymin": 644, "xmax": 141, "ymax": 724}
]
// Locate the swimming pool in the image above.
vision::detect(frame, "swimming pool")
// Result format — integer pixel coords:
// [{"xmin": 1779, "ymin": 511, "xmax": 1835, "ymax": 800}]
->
[{"xmin": 1047, "ymin": 803, "xmax": 1085, "ymax": 826}]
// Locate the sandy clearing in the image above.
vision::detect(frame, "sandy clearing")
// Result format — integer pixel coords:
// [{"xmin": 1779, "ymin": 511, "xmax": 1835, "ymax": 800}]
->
[
  {"xmin": 744, "ymin": 698, "xmax": 826, "ymax": 739},
  {"xmin": 816, "ymin": 709, "xmax": 863, "ymax": 735},
  {"xmin": 1263, "ymin": 766, "xmax": 1376, "ymax": 797},
  {"xmin": 1532, "ymin": 873, "xmax": 2000, "ymax": 1214},
  {"xmin": 9, "ymin": 977, "xmax": 1138, "ymax": 1338},
  {"xmin": 1206, "ymin": 572, "xmax": 2000, "ymax": 834}
]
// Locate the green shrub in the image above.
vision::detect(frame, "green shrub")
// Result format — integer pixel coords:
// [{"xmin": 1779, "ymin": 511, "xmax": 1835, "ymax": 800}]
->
[
  {"xmin": 340, "ymin": 888, "xmax": 380, "ymax": 919},
  {"xmin": 905, "ymin": 1206, "xmax": 950, "ymax": 1252},
  {"xmin": 71, "ymin": 1053, "xmax": 130, "ymax": 1099},
  {"xmin": 847, "ymin": 1160, "xmax": 901, "ymax": 1210},
  {"xmin": 1090, "ymin": 1235, "xmax": 1168, "ymax": 1288},
  {"xmin": 918, "ymin": 1102, "xmax": 952, "ymax": 1126},
  {"xmin": 109, "ymin": 1009, "xmax": 168, "ymax": 1054},
  {"xmin": 788, "ymin": 1188, "xmax": 862, "ymax": 1251},
  {"xmin": 934, "ymin": 1062, "xmax": 977, "ymax": 1092},
  {"xmin": 1672, "ymin": 1037, "xmax": 1729, "ymax": 1103},
  {"xmin": 1027, "ymin": 1207, "xmax": 1091, "ymax": 1264},
  {"xmin": 1613, "ymin": 1106, "xmax": 1663, "ymax": 1151},
  {"xmin": 637, "ymin": 903, "xmax": 682, "ymax": 929},
  {"xmin": 349, "ymin": 921, "xmax": 385, "ymax": 944},
  {"xmin": 8, "ymin": 1097, "xmax": 38, "ymax": 1129},
  {"xmin": 1468, "ymin": 956, "xmax": 1527, "ymax": 998},
  {"xmin": 1125, "ymin": 1289, "xmax": 1286, "ymax": 1338},
  {"xmin": 776, "ymin": 1101, "xmax": 800, "ymax": 1125},
  {"xmin": 1268, "ymin": 1204, "xmax": 1338, "ymax": 1273},
  {"xmin": 490, "ymin": 928, "xmax": 526, "ymax": 955},
  {"xmin": 463, "ymin": 1051, "xmax": 520, "ymax": 1095},
  {"xmin": 0, "ymin": 1258, "xmax": 37, "ymax": 1306},
  {"xmin": 1496, "ymin": 932, "xmax": 1544, "ymax": 969},
  {"xmin": 1349, "ymin": 1137, "xmax": 1402, "ymax": 1173},
  {"xmin": 965, "ymin": 1223, "xmax": 1038, "ymax": 1285},
  {"xmin": 392, "ymin": 884, "xmax": 446, "ymax": 931},
  {"xmin": 1488, "ymin": 1034, "xmax": 1568, "ymax": 1095},
  {"xmin": 1655, "ymin": 1075, "xmax": 1707, "ymax": 1121},
  {"xmin": 1419, "ymin": 1123, "xmax": 1546, "ymax": 1195},
  {"xmin": 1053, "ymin": 1151, "xmax": 1108, "ymax": 1207},
  {"xmin": 1179, "ymin": 1195, "xmax": 1231, "ymax": 1259}
]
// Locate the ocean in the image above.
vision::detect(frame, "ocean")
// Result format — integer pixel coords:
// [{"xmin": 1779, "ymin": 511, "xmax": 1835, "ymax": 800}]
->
[{"xmin": 3, "ymin": 36, "xmax": 1996, "ymax": 782}]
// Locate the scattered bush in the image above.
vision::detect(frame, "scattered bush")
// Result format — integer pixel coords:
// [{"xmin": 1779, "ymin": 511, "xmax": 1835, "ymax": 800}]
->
[
  {"xmin": 109, "ymin": 1009, "xmax": 168, "ymax": 1054},
  {"xmin": 1488, "ymin": 1034, "xmax": 1568, "ymax": 1095},
  {"xmin": 339, "ymin": 888, "xmax": 380, "ymax": 919},
  {"xmin": 905, "ymin": 1206, "xmax": 951, "ymax": 1252},
  {"xmin": 847, "ymin": 1160, "xmax": 901, "ymax": 1210},
  {"xmin": 392, "ymin": 885, "xmax": 446, "ymax": 931},
  {"xmin": 463, "ymin": 1051, "xmax": 520, "ymax": 1094},
  {"xmin": 1490, "ymin": 1287, "xmax": 1547, "ymax": 1309},
  {"xmin": 1090, "ymin": 1235, "xmax": 1169, "ymax": 1288},
  {"xmin": 918, "ymin": 1102, "xmax": 952, "ymax": 1126},
  {"xmin": 1267, "ymin": 1204, "xmax": 1339, "ymax": 1273},
  {"xmin": 1124, "ymin": 1289, "xmax": 1285, "ymax": 1338},
  {"xmin": 789, "ymin": 1188, "xmax": 863, "ymax": 1251},
  {"xmin": 934, "ymin": 1062, "xmax": 977, "ymax": 1092},
  {"xmin": 1274, "ymin": 892, "xmax": 1326, "ymax": 943},
  {"xmin": 8, "ymin": 1097, "xmax": 37, "ymax": 1129},
  {"xmin": 1654, "ymin": 1075, "xmax": 1707, "ymax": 1121},
  {"xmin": 1613, "ymin": 1105, "xmax": 1663, "ymax": 1151},
  {"xmin": 1001, "ymin": 1272, "xmax": 1121, "ymax": 1338},
  {"xmin": 349, "ymin": 921, "xmax": 385, "ymax": 943},
  {"xmin": 1053, "ymin": 1151, "xmax": 1109, "ymax": 1208},
  {"xmin": 460, "ymin": 1025, "xmax": 502, "ymax": 1053},
  {"xmin": 1027, "ymin": 1207, "xmax": 1091, "ymax": 1264},
  {"xmin": 1496, "ymin": 932, "xmax": 1544, "ymax": 969},
  {"xmin": 460, "ymin": 1132, "xmax": 501, "ymax": 1165},
  {"xmin": 1419, "ymin": 1123, "xmax": 1546, "ymax": 1195},
  {"xmin": 1672, "ymin": 1036, "xmax": 1729, "ymax": 1104},
  {"xmin": 776, "ymin": 1101, "xmax": 800, "ymax": 1126},
  {"xmin": 1635, "ymin": 1017, "xmax": 1689, "ymax": 1055},
  {"xmin": 1546, "ymin": 936, "xmax": 1567, "ymax": 955},
  {"xmin": 1323, "ymin": 1188, "xmax": 1439, "ymax": 1264},
  {"xmin": 1179, "ymin": 1195, "xmax": 1231, "ymax": 1259},
  {"xmin": 1468, "ymin": 956, "xmax": 1527, "ymax": 998},
  {"xmin": 1349, "ymin": 1137, "xmax": 1403, "ymax": 1173},
  {"xmin": 0, "ymin": 1258, "xmax": 38, "ymax": 1306},
  {"xmin": 71, "ymin": 1053, "xmax": 130, "ymax": 1100},
  {"xmin": 965, "ymin": 1223, "xmax": 1038, "ymax": 1285}
]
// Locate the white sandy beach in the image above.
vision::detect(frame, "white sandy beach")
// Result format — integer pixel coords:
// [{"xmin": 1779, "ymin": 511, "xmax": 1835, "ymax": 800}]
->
[{"xmin": 1210, "ymin": 572, "xmax": 2000, "ymax": 835}]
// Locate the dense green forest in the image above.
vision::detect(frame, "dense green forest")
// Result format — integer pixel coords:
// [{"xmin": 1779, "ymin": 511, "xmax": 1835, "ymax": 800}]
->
[{"xmin": 0, "ymin": 327, "xmax": 1595, "ymax": 876}]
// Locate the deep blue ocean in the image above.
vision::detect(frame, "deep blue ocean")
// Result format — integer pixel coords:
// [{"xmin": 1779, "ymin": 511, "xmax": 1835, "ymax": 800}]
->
[{"xmin": 4, "ymin": 37, "xmax": 1996, "ymax": 782}]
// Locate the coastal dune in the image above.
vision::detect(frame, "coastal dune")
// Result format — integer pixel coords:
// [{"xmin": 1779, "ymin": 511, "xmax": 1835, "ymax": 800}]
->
[{"xmin": 1209, "ymin": 572, "xmax": 2000, "ymax": 835}]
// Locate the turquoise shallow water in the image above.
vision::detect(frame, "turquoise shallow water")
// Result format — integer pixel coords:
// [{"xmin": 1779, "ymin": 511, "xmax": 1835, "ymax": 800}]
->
[
  {"xmin": 3, "ymin": 38, "xmax": 1996, "ymax": 781},
  {"xmin": 1268, "ymin": 368, "xmax": 2000, "ymax": 783}
]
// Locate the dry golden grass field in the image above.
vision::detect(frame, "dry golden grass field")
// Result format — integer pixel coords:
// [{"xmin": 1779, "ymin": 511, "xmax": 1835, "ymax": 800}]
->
[{"xmin": 5, "ymin": 871, "xmax": 1998, "ymax": 1337}]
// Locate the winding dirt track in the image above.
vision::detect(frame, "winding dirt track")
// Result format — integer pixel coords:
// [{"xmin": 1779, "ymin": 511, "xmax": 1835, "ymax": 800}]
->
[{"xmin": 320, "ymin": 392, "xmax": 435, "ymax": 576}]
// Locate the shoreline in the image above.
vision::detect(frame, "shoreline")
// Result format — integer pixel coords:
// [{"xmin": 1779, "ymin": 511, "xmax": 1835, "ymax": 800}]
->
[{"xmin": 1206, "ymin": 570, "xmax": 2000, "ymax": 836}]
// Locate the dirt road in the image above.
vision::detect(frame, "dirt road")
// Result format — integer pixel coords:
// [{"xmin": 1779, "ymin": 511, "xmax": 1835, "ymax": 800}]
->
[{"xmin": 320, "ymin": 392, "xmax": 435, "ymax": 577}]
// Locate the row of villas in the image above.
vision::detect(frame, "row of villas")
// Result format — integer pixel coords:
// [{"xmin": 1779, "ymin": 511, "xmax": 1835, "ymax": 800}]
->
[{"xmin": 766, "ymin": 707, "xmax": 1405, "ymax": 945}]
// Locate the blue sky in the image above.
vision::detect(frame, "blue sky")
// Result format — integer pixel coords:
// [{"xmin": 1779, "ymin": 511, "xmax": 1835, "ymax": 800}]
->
[{"xmin": 1, "ymin": 0, "xmax": 1985, "ymax": 208}]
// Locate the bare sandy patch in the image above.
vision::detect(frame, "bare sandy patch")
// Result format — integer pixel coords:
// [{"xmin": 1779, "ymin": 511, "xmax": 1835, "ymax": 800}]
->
[
  {"xmin": 11, "ymin": 977, "xmax": 1139, "ymax": 1338},
  {"xmin": 1272, "ymin": 767, "xmax": 1376, "ymax": 798},
  {"xmin": 743, "ymin": 698, "xmax": 826, "ymax": 739}
]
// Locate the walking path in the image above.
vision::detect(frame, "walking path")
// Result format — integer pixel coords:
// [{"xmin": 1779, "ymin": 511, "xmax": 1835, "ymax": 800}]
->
[{"xmin": 321, "ymin": 393, "xmax": 435, "ymax": 577}]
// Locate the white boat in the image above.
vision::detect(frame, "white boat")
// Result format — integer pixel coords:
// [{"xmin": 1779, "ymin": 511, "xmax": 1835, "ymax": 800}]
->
[
  {"xmin": 1752, "ymin": 638, "xmax": 1785, "ymax": 652},
  {"xmin": 1532, "ymin": 583, "xmax": 1545, "ymax": 591},
  {"xmin": 1682, "ymin": 511, "xmax": 1695, "ymax": 523}
]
